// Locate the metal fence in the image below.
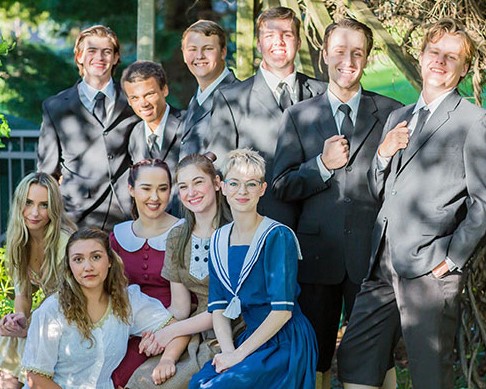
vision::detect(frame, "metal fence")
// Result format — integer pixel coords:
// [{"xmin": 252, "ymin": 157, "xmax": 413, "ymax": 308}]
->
[{"xmin": 0, "ymin": 129, "xmax": 40, "ymax": 241}]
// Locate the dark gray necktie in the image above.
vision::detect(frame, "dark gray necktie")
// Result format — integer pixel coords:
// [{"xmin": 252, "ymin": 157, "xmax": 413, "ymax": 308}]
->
[
  {"xmin": 93, "ymin": 92, "xmax": 106, "ymax": 126},
  {"xmin": 397, "ymin": 107, "xmax": 430, "ymax": 170},
  {"xmin": 338, "ymin": 104, "xmax": 354, "ymax": 140},
  {"xmin": 148, "ymin": 133, "xmax": 160, "ymax": 157},
  {"xmin": 278, "ymin": 82, "xmax": 293, "ymax": 111}
]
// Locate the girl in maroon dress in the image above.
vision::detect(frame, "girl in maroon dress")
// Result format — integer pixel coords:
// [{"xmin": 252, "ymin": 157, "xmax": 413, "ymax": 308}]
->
[{"xmin": 110, "ymin": 159, "xmax": 184, "ymax": 387}]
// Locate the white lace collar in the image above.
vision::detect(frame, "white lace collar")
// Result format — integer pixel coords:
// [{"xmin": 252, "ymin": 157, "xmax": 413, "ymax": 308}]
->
[{"xmin": 113, "ymin": 219, "xmax": 185, "ymax": 252}]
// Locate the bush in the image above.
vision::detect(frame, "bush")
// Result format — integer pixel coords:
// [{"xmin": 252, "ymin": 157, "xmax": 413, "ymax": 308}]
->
[{"xmin": 0, "ymin": 245, "xmax": 45, "ymax": 318}]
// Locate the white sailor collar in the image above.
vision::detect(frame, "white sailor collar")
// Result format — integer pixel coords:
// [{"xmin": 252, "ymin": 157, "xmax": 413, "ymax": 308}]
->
[{"xmin": 113, "ymin": 219, "xmax": 185, "ymax": 252}]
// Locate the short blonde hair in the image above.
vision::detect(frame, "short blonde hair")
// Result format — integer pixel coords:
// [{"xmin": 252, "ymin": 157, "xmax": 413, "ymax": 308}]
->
[{"xmin": 221, "ymin": 148, "xmax": 266, "ymax": 181}]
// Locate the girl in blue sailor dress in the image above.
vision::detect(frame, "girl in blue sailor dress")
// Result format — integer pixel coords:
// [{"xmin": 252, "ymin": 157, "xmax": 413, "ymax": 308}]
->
[{"xmin": 189, "ymin": 149, "xmax": 317, "ymax": 389}]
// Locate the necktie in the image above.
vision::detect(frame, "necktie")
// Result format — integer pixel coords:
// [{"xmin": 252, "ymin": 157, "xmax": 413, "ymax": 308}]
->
[
  {"xmin": 93, "ymin": 92, "xmax": 106, "ymax": 126},
  {"xmin": 397, "ymin": 107, "xmax": 430, "ymax": 170},
  {"xmin": 338, "ymin": 104, "xmax": 354, "ymax": 140},
  {"xmin": 278, "ymin": 82, "xmax": 293, "ymax": 111},
  {"xmin": 148, "ymin": 133, "xmax": 160, "ymax": 157},
  {"xmin": 411, "ymin": 106, "xmax": 430, "ymax": 136}
]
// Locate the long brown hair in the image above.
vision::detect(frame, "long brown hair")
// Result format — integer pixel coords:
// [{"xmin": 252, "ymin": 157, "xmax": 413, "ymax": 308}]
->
[
  {"xmin": 58, "ymin": 227, "xmax": 131, "ymax": 344},
  {"xmin": 172, "ymin": 153, "xmax": 231, "ymax": 268}
]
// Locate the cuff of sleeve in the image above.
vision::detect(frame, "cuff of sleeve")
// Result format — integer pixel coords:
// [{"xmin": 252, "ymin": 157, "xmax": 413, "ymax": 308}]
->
[
  {"xmin": 445, "ymin": 257, "xmax": 460, "ymax": 272},
  {"xmin": 316, "ymin": 155, "xmax": 333, "ymax": 182},
  {"xmin": 155, "ymin": 314, "xmax": 174, "ymax": 331},
  {"xmin": 270, "ymin": 301, "xmax": 294, "ymax": 311},
  {"xmin": 376, "ymin": 152, "xmax": 392, "ymax": 171},
  {"xmin": 22, "ymin": 366, "xmax": 54, "ymax": 379},
  {"xmin": 208, "ymin": 300, "xmax": 228, "ymax": 313}
]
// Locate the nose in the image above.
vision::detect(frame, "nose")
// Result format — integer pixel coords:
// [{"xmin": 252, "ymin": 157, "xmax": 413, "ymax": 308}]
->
[
  {"xmin": 196, "ymin": 48, "xmax": 205, "ymax": 59},
  {"xmin": 83, "ymin": 260, "xmax": 94, "ymax": 271},
  {"xmin": 150, "ymin": 189, "xmax": 159, "ymax": 200},
  {"xmin": 31, "ymin": 206, "xmax": 39, "ymax": 216},
  {"xmin": 188, "ymin": 185, "xmax": 197, "ymax": 196},
  {"xmin": 435, "ymin": 53, "xmax": 446, "ymax": 64},
  {"xmin": 272, "ymin": 33, "xmax": 285, "ymax": 45},
  {"xmin": 237, "ymin": 182, "xmax": 248, "ymax": 194}
]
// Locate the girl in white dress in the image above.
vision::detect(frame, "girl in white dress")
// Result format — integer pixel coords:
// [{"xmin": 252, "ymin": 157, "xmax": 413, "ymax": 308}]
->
[{"xmin": 21, "ymin": 227, "xmax": 189, "ymax": 389}]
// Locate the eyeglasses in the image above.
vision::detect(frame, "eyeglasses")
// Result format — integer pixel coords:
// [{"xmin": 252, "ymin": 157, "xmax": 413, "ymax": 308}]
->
[{"xmin": 224, "ymin": 179, "xmax": 263, "ymax": 193}]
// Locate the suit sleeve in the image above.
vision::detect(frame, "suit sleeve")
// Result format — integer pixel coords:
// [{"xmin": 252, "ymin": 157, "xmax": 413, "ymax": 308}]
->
[
  {"xmin": 206, "ymin": 89, "xmax": 238, "ymax": 166},
  {"xmin": 447, "ymin": 113, "xmax": 486, "ymax": 267},
  {"xmin": 272, "ymin": 109, "xmax": 330, "ymax": 202},
  {"xmin": 37, "ymin": 100, "xmax": 62, "ymax": 180}
]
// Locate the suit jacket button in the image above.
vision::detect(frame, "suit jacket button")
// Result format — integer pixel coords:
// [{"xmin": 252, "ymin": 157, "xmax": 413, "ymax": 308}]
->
[
  {"xmin": 383, "ymin": 217, "xmax": 387, "ymax": 222},
  {"xmin": 345, "ymin": 229, "xmax": 351, "ymax": 234},
  {"xmin": 344, "ymin": 197, "xmax": 351, "ymax": 203},
  {"xmin": 108, "ymin": 154, "xmax": 114, "ymax": 160},
  {"xmin": 345, "ymin": 166, "xmax": 352, "ymax": 172},
  {"xmin": 391, "ymin": 190, "xmax": 397, "ymax": 195}
]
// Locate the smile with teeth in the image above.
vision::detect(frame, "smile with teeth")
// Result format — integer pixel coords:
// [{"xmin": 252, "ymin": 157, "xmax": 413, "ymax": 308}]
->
[
  {"xmin": 189, "ymin": 197, "xmax": 203, "ymax": 205},
  {"xmin": 146, "ymin": 203, "xmax": 161, "ymax": 210}
]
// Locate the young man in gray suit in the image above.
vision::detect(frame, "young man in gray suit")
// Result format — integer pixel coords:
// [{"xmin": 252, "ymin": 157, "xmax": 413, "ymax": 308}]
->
[
  {"xmin": 179, "ymin": 20, "xmax": 238, "ymax": 159},
  {"xmin": 37, "ymin": 25, "xmax": 140, "ymax": 230},
  {"xmin": 338, "ymin": 19, "xmax": 486, "ymax": 389},
  {"xmin": 121, "ymin": 60, "xmax": 182, "ymax": 174},
  {"xmin": 272, "ymin": 19, "xmax": 402, "ymax": 389},
  {"xmin": 207, "ymin": 6, "xmax": 327, "ymax": 229}
]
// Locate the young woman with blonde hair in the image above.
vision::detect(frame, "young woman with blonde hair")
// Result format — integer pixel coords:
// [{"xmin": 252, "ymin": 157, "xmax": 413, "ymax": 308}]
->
[{"xmin": 0, "ymin": 172, "xmax": 76, "ymax": 389}]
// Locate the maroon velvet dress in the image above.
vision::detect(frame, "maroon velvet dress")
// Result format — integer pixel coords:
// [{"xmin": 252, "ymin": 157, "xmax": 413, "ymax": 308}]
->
[{"xmin": 109, "ymin": 219, "xmax": 184, "ymax": 387}]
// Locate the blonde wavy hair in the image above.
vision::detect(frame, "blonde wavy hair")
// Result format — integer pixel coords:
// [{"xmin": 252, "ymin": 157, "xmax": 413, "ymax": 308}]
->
[
  {"xmin": 59, "ymin": 227, "xmax": 131, "ymax": 343},
  {"xmin": 5, "ymin": 172, "xmax": 76, "ymax": 295}
]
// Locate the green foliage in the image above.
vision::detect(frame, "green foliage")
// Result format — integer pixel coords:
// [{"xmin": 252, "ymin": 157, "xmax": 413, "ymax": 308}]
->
[
  {"xmin": 0, "ymin": 246, "xmax": 45, "ymax": 317},
  {"xmin": 0, "ymin": 41, "xmax": 78, "ymax": 124},
  {"xmin": 0, "ymin": 246, "xmax": 15, "ymax": 316},
  {"xmin": 0, "ymin": 36, "xmax": 14, "ymax": 146}
]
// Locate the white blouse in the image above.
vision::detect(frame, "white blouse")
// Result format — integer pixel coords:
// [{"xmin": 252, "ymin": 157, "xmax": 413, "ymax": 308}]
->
[{"xmin": 21, "ymin": 285, "xmax": 172, "ymax": 389}]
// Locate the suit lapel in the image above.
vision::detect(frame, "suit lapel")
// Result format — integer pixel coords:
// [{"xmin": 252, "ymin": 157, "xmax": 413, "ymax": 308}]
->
[
  {"xmin": 160, "ymin": 108, "xmax": 182, "ymax": 160},
  {"xmin": 315, "ymin": 94, "xmax": 338, "ymax": 141},
  {"xmin": 296, "ymin": 72, "xmax": 313, "ymax": 101},
  {"xmin": 397, "ymin": 91, "xmax": 462, "ymax": 175},
  {"xmin": 252, "ymin": 70, "xmax": 281, "ymax": 120},
  {"xmin": 348, "ymin": 93, "xmax": 378, "ymax": 161},
  {"xmin": 105, "ymin": 87, "xmax": 128, "ymax": 130}
]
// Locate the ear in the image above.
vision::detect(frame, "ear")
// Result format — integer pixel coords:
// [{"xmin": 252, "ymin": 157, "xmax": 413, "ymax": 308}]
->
[
  {"xmin": 221, "ymin": 46, "xmax": 227, "ymax": 61},
  {"xmin": 256, "ymin": 38, "xmax": 262, "ymax": 54},
  {"xmin": 260, "ymin": 181, "xmax": 267, "ymax": 197},
  {"xmin": 214, "ymin": 175, "xmax": 221, "ymax": 191},
  {"xmin": 322, "ymin": 49, "xmax": 329, "ymax": 65},
  {"xmin": 163, "ymin": 84, "xmax": 169, "ymax": 98},
  {"xmin": 113, "ymin": 52, "xmax": 120, "ymax": 67},
  {"xmin": 221, "ymin": 180, "xmax": 228, "ymax": 197},
  {"xmin": 128, "ymin": 185, "xmax": 135, "ymax": 198}
]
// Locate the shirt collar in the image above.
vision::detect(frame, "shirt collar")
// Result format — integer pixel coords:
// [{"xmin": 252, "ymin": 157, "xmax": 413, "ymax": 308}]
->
[
  {"xmin": 414, "ymin": 89, "xmax": 454, "ymax": 115},
  {"xmin": 196, "ymin": 67, "xmax": 231, "ymax": 105},
  {"xmin": 327, "ymin": 87, "xmax": 362, "ymax": 123},
  {"xmin": 259, "ymin": 65, "xmax": 297, "ymax": 93},
  {"xmin": 80, "ymin": 78, "xmax": 116, "ymax": 102},
  {"xmin": 144, "ymin": 105, "xmax": 171, "ymax": 145}
]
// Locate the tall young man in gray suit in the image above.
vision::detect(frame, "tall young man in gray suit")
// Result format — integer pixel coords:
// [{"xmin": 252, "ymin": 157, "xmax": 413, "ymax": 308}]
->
[
  {"xmin": 338, "ymin": 19, "xmax": 486, "ymax": 389},
  {"xmin": 272, "ymin": 19, "xmax": 402, "ymax": 389},
  {"xmin": 37, "ymin": 25, "xmax": 140, "ymax": 230},
  {"xmin": 121, "ymin": 60, "xmax": 182, "ymax": 174},
  {"xmin": 179, "ymin": 20, "xmax": 238, "ymax": 159},
  {"xmin": 207, "ymin": 6, "xmax": 326, "ymax": 229}
]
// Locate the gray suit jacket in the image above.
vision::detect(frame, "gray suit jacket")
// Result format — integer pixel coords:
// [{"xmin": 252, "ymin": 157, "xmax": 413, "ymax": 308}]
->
[
  {"xmin": 128, "ymin": 106, "xmax": 183, "ymax": 174},
  {"xmin": 368, "ymin": 90, "xmax": 486, "ymax": 278},
  {"xmin": 37, "ymin": 82, "xmax": 140, "ymax": 226},
  {"xmin": 208, "ymin": 69, "xmax": 327, "ymax": 229},
  {"xmin": 273, "ymin": 91, "xmax": 402, "ymax": 284},
  {"xmin": 179, "ymin": 71, "xmax": 238, "ymax": 159}
]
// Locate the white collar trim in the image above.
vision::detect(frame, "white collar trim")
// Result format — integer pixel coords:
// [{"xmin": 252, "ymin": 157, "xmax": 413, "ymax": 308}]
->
[{"xmin": 113, "ymin": 219, "xmax": 185, "ymax": 252}]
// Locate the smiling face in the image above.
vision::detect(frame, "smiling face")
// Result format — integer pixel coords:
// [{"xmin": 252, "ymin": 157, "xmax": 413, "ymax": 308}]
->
[
  {"xmin": 23, "ymin": 184, "xmax": 50, "ymax": 234},
  {"xmin": 124, "ymin": 77, "xmax": 168, "ymax": 131},
  {"xmin": 182, "ymin": 32, "xmax": 227, "ymax": 90},
  {"xmin": 129, "ymin": 166, "xmax": 171, "ymax": 220},
  {"xmin": 257, "ymin": 18, "xmax": 301, "ymax": 78},
  {"xmin": 323, "ymin": 27, "xmax": 368, "ymax": 101},
  {"xmin": 69, "ymin": 238, "xmax": 111, "ymax": 294},
  {"xmin": 177, "ymin": 164, "xmax": 220, "ymax": 217},
  {"xmin": 222, "ymin": 167, "xmax": 266, "ymax": 214},
  {"xmin": 419, "ymin": 32, "xmax": 468, "ymax": 102},
  {"xmin": 76, "ymin": 36, "xmax": 119, "ymax": 86}
]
